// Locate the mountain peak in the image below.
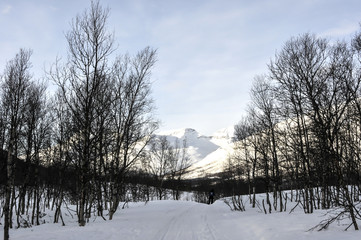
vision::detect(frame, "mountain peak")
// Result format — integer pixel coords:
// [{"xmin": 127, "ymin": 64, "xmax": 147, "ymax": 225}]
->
[
  {"xmin": 157, "ymin": 128, "xmax": 198, "ymax": 139},
  {"xmin": 154, "ymin": 126, "xmax": 235, "ymax": 178}
]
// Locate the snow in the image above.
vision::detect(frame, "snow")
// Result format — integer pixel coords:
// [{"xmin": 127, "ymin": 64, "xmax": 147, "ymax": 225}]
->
[
  {"xmin": 157, "ymin": 128, "xmax": 219, "ymax": 162},
  {"xmin": 155, "ymin": 127, "xmax": 234, "ymax": 178},
  {"xmin": 4, "ymin": 196, "xmax": 360, "ymax": 240}
]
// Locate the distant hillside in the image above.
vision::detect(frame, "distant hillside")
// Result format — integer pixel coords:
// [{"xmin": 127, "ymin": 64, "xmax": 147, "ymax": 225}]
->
[{"xmin": 155, "ymin": 127, "xmax": 235, "ymax": 179}]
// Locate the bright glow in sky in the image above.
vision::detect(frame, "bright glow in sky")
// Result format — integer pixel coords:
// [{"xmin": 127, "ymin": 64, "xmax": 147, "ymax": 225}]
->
[{"xmin": 1, "ymin": 0, "xmax": 360, "ymax": 135}]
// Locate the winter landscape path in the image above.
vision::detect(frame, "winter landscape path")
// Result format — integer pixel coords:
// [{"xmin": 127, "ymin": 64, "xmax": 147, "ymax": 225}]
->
[
  {"xmin": 7, "ymin": 199, "xmax": 360, "ymax": 240},
  {"xmin": 9, "ymin": 200, "xmax": 234, "ymax": 240},
  {"xmin": 138, "ymin": 201, "xmax": 224, "ymax": 240}
]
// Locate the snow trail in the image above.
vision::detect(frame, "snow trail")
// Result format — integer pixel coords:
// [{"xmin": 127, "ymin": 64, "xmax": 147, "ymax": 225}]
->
[
  {"xmin": 6, "ymin": 199, "xmax": 361, "ymax": 240},
  {"xmin": 8, "ymin": 201, "xmax": 228, "ymax": 240},
  {"xmin": 151, "ymin": 202, "xmax": 221, "ymax": 240}
]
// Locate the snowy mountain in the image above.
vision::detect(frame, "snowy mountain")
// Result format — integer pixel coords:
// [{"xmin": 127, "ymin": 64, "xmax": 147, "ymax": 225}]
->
[{"xmin": 155, "ymin": 127, "xmax": 235, "ymax": 179}]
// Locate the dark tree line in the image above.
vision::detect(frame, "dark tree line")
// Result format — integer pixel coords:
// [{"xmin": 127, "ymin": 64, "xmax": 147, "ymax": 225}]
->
[
  {"xmin": 0, "ymin": 1, "xmax": 159, "ymax": 239},
  {"xmin": 229, "ymin": 32, "xmax": 361, "ymax": 230}
]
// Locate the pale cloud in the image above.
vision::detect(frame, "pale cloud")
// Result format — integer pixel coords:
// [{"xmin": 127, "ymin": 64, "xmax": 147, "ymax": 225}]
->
[
  {"xmin": 319, "ymin": 22, "xmax": 360, "ymax": 38},
  {"xmin": 1, "ymin": 4, "xmax": 11, "ymax": 14}
]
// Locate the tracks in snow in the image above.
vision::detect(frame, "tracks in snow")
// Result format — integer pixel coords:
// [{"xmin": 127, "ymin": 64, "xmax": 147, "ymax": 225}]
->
[{"xmin": 150, "ymin": 202, "xmax": 224, "ymax": 240}]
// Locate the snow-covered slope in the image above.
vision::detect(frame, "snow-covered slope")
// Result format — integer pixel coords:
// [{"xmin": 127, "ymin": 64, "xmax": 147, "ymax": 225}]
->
[{"xmin": 155, "ymin": 127, "xmax": 235, "ymax": 179}]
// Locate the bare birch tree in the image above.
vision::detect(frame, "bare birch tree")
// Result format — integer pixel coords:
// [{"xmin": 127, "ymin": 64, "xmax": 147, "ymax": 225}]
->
[
  {"xmin": 107, "ymin": 47, "xmax": 158, "ymax": 220},
  {"xmin": 1, "ymin": 48, "xmax": 33, "ymax": 240},
  {"xmin": 50, "ymin": 0, "xmax": 114, "ymax": 226}
]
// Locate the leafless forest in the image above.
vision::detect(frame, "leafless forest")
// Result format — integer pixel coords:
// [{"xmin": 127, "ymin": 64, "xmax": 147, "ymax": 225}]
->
[
  {"xmin": 226, "ymin": 32, "xmax": 361, "ymax": 230},
  {"xmin": 1, "ymin": 1, "xmax": 361, "ymax": 240}
]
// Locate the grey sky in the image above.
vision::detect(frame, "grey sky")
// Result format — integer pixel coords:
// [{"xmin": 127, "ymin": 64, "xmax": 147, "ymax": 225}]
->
[{"xmin": 1, "ymin": 0, "xmax": 360, "ymax": 135}]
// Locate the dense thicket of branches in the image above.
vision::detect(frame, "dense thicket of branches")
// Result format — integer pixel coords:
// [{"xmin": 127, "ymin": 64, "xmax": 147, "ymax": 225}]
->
[
  {"xmin": 0, "ymin": 1, "xmax": 159, "ymax": 239},
  {"xmin": 228, "ymin": 33, "xmax": 361, "ymax": 229}
]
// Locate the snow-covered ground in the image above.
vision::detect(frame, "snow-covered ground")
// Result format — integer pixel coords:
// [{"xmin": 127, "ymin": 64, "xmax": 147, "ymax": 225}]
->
[{"xmin": 4, "ymin": 194, "xmax": 360, "ymax": 240}]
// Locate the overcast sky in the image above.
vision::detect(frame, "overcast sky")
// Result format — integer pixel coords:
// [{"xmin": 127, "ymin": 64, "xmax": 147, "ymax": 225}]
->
[{"xmin": 1, "ymin": 0, "xmax": 360, "ymax": 135}]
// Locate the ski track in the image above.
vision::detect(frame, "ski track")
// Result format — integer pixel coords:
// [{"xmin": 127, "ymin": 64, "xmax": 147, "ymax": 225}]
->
[
  {"xmin": 151, "ymin": 203, "xmax": 221, "ymax": 240},
  {"xmin": 7, "ymin": 199, "xmax": 361, "ymax": 240}
]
